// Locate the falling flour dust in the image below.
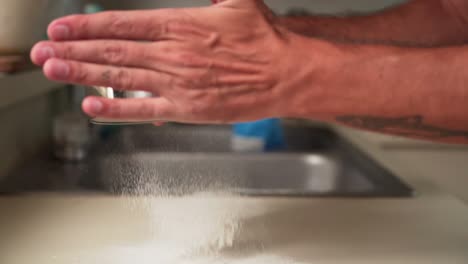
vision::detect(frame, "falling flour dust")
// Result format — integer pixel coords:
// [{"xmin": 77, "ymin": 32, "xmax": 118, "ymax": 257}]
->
[
  {"xmin": 99, "ymin": 147, "xmax": 305, "ymax": 264},
  {"xmin": 102, "ymin": 193, "xmax": 306, "ymax": 264}
]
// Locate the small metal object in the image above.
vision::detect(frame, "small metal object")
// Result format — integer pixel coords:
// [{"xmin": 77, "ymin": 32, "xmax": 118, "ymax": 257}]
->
[{"xmin": 90, "ymin": 87, "xmax": 159, "ymax": 125}]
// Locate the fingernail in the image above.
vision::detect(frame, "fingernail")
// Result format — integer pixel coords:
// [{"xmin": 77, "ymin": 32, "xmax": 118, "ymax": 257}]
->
[
  {"xmin": 36, "ymin": 46, "xmax": 55, "ymax": 63},
  {"xmin": 49, "ymin": 60, "xmax": 70, "ymax": 80},
  {"xmin": 50, "ymin": 24, "xmax": 70, "ymax": 40},
  {"xmin": 88, "ymin": 99, "xmax": 104, "ymax": 114}
]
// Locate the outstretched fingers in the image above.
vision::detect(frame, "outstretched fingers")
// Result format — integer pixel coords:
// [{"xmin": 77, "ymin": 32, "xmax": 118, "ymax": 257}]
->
[
  {"xmin": 82, "ymin": 96, "xmax": 177, "ymax": 122},
  {"xmin": 42, "ymin": 58, "xmax": 171, "ymax": 94}
]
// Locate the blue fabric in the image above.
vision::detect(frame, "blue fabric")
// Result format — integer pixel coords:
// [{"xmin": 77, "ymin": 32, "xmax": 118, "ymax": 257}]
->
[{"xmin": 233, "ymin": 119, "xmax": 286, "ymax": 151}]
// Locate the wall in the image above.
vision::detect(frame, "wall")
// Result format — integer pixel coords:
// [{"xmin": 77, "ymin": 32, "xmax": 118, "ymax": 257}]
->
[{"xmin": 0, "ymin": 89, "xmax": 67, "ymax": 179}]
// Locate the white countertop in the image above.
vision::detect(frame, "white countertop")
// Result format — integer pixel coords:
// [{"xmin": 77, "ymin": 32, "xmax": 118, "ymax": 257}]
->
[
  {"xmin": 1, "ymin": 126, "xmax": 468, "ymax": 264},
  {"xmin": 1, "ymin": 195, "xmax": 468, "ymax": 264},
  {"xmin": 334, "ymin": 126, "xmax": 468, "ymax": 203}
]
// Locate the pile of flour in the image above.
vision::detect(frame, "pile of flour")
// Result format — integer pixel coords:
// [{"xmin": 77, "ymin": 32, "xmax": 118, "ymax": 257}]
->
[
  {"xmin": 92, "ymin": 244, "xmax": 306, "ymax": 264},
  {"xmin": 97, "ymin": 193, "xmax": 305, "ymax": 264},
  {"xmin": 148, "ymin": 193, "xmax": 244, "ymax": 254}
]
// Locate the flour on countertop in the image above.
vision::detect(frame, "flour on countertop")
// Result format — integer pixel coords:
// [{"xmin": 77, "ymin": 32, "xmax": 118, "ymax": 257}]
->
[
  {"xmin": 103, "ymin": 150, "xmax": 300, "ymax": 263},
  {"xmin": 148, "ymin": 192, "xmax": 254, "ymax": 254},
  {"xmin": 83, "ymin": 243, "xmax": 306, "ymax": 264},
  {"xmin": 91, "ymin": 193, "xmax": 305, "ymax": 264},
  {"xmin": 106, "ymin": 154, "xmax": 249, "ymax": 253}
]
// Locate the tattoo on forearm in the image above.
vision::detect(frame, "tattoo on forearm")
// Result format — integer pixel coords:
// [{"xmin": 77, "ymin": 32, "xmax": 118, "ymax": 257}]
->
[{"xmin": 336, "ymin": 115, "xmax": 468, "ymax": 139}]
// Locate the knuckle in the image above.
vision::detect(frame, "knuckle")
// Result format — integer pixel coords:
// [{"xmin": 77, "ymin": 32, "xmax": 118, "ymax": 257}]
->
[
  {"xmin": 71, "ymin": 63, "xmax": 89, "ymax": 83},
  {"xmin": 62, "ymin": 43, "xmax": 75, "ymax": 60},
  {"xmin": 173, "ymin": 75, "xmax": 193, "ymax": 88},
  {"xmin": 175, "ymin": 53, "xmax": 204, "ymax": 67},
  {"xmin": 189, "ymin": 92, "xmax": 215, "ymax": 111},
  {"xmin": 72, "ymin": 15, "xmax": 90, "ymax": 37},
  {"xmin": 185, "ymin": 102, "xmax": 205, "ymax": 116},
  {"xmin": 149, "ymin": 20, "xmax": 170, "ymax": 40},
  {"xmin": 108, "ymin": 13, "xmax": 134, "ymax": 37},
  {"xmin": 199, "ymin": 68, "xmax": 218, "ymax": 85},
  {"xmin": 112, "ymin": 69, "xmax": 134, "ymax": 90},
  {"xmin": 189, "ymin": 70, "xmax": 215, "ymax": 87},
  {"xmin": 166, "ymin": 75, "xmax": 178, "ymax": 89},
  {"xmin": 147, "ymin": 9, "xmax": 180, "ymax": 39},
  {"xmin": 164, "ymin": 19, "xmax": 188, "ymax": 35},
  {"xmin": 102, "ymin": 43, "xmax": 126, "ymax": 65}
]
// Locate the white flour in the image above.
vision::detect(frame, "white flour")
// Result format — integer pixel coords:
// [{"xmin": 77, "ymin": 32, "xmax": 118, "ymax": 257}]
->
[
  {"xmin": 105, "ymin": 155, "xmax": 248, "ymax": 254},
  {"xmin": 102, "ymin": 152, "xmax": 304, "ymax": 263},
  {"xmin": 93, "ymin": 193, "xmax": 305, "ymax": 264},
  {"xmin": 86, "ymin": 244, "xmax": 306, "ymax": 264},
  {"xmin": 148, "ymin": 193, "xmax": 243, "ymax": 254}
]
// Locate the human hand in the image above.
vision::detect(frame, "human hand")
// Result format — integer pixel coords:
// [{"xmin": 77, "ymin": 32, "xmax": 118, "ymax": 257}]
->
[{"xmin": 31, "ymin": 0, "xmax": 299, "ymax": 124}]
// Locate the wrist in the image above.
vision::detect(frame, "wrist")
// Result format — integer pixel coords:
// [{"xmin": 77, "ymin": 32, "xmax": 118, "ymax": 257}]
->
[
  {"xmin": 278, "ymin": 33, "xmax": 348, "ymax": 121},
  {"xmin": 277, "ymin": 16, "xmax": 316, "ymax": 37},
  {"xmin": 283, "ymin": 37, "xmax": 415, "ymax": 123}
]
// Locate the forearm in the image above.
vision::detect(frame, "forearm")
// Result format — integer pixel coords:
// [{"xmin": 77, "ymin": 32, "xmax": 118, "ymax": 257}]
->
[
  {"xmin": 279, "ymin": 0, "xmax": 468, "ymax": 47},
  {"xmin": 287, "ymin": 36, "xmax": 468, "ymax": 144}
]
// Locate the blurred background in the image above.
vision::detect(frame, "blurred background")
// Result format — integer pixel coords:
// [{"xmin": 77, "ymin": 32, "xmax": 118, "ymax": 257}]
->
[{"xmin": 2, "ymin": 0, "xmax": 468, "ymax": 201}]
